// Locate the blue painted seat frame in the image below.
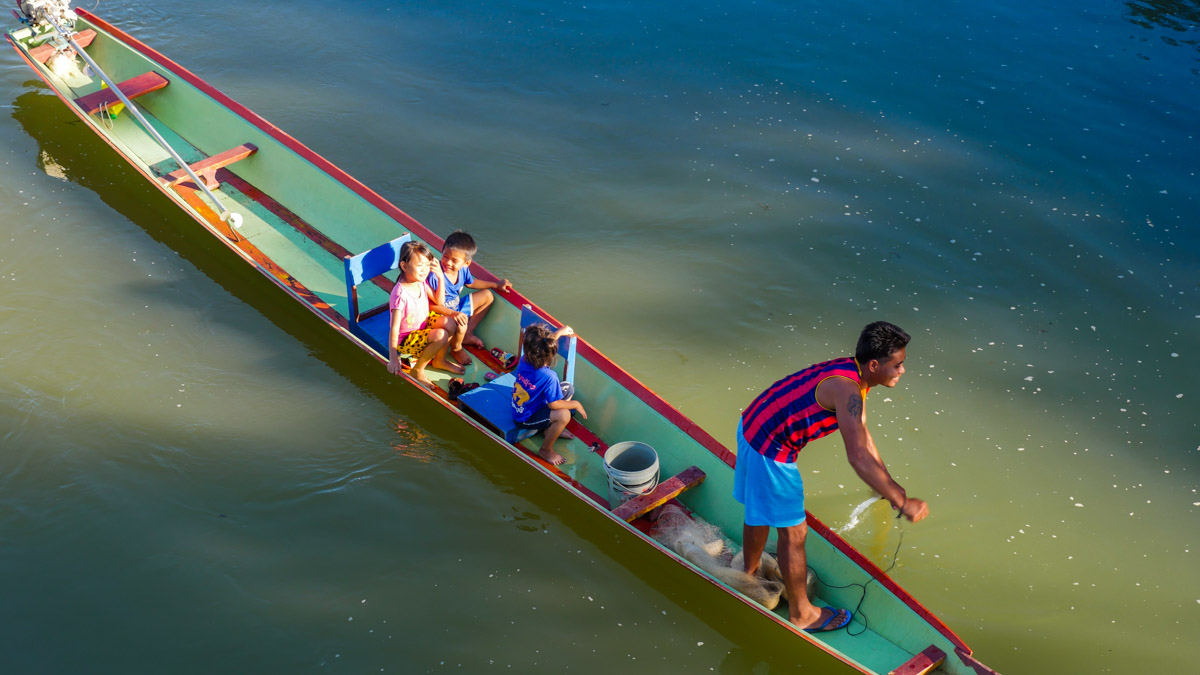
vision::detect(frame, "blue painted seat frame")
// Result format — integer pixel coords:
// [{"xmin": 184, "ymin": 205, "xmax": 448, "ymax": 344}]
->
[{"xmin": 343, "ymin": 233, "xmax": 412, "ymax": 356}]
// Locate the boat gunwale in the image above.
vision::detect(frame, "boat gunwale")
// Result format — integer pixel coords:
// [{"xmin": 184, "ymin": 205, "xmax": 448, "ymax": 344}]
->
[{"xmin": 10, "ymin": 11, "xmax": 981, "ymax": 666}]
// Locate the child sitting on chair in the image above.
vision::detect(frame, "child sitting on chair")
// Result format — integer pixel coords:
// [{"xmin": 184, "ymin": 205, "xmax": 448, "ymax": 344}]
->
[
  {"xmin": 427, "ymin": 231, "xmax": 513, "ymax": 366},
  {"xmin": 512, "ymin": 323, "xmax": 587, "ymax": 466},
  {"xmin": 387, "ymin": 241, "xmax": 464, "ymax": 387}
]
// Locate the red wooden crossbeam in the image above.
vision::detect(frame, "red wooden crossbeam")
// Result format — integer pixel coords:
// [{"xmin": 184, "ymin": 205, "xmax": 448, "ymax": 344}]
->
[
  {"xmin": 160, "ymin": 143, "xmax": 258, "ymax": 189},
  {"xmin": 74, "ymin": 71, "xmax": 168, "ymax": 115},
  {"xmin": 888, "ymin": 645, "xmax": 947, "ymax": 675},
  {"xmin": 29, "ymin": 29, "xmax": 97, "ymax": 64},
  {"xmin": 611, "ymin": 466, "xmax": 705, "ymax": 522},
  {"xmin": 953, "ymin": 647, "xmax": 1001, "ymax": 675}
]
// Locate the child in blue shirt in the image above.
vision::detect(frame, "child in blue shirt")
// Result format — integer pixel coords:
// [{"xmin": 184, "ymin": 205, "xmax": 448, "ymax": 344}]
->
[
  {"xmin": 427, "ymin": 231, "xmax": 512, "ymax": 366},
  {"xmin": 512, "ymin": 323, "xmax": 587, "ymax": 466}
]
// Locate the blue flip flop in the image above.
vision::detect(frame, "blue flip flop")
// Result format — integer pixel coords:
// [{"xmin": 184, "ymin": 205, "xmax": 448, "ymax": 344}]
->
[{"xmin": 803, "ymin": 606, "xmax": 853, "ymax": 633}]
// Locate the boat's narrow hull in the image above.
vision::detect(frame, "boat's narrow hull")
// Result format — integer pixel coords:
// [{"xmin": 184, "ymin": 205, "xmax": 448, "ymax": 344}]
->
[{"xmin": 6, "ymin": 10, "xmax": 995, "ymax": 674}]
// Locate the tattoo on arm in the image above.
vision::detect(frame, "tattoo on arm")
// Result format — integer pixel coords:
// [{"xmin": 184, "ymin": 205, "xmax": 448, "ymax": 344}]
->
[{"xmin": 846, "ymin": 394, "xmax": 863, "ymax": 419}]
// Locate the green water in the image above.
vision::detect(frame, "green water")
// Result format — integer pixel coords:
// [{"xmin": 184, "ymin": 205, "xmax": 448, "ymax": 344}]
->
[{"xmin": 1, "ymin": 1, "xmax": 1196, "ymax": 672}]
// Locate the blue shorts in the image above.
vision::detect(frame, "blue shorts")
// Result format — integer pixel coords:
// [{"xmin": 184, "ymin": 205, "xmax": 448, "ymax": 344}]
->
[
  {"xmin": 733, "ymin": 419, "xmax": 806, "ymax": 527},
  {"xmin": 514, "ymin": 405, "xmax": 553, "ymax": 432}
]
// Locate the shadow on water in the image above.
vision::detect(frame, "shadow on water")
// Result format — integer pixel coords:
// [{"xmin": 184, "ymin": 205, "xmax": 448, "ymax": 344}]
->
[
  {"xmin": 8, "ymin": 84, "xmax": 849, "ymax": 671},
  {"xmin": 1124, "ymin": 0, "xmax": 1200, "ymax": 72}
]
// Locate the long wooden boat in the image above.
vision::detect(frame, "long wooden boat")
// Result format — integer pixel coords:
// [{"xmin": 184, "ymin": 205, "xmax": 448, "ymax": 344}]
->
[{"xmin": 6, "ymin": 5, "xmax": 997, "ymax": 673}]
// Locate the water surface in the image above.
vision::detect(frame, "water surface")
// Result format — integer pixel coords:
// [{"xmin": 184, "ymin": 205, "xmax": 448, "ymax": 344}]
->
[{"xmin": 1, "ymin": 0, "xmax": 1197, "ymax": 672}]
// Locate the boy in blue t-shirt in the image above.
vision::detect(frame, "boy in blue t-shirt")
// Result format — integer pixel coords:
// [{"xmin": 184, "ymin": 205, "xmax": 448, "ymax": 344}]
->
[
  {"xmin": 427, "ymin": 231, "xmax": 512, "ymax": 366},
  {"xmin": 512, "ymin": 323, "xmax": 587, "ymax": 466}
]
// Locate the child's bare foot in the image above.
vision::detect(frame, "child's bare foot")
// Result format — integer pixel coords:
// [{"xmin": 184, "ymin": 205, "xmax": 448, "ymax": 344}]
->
[
  {"xmin": 410, "ymin": 369, "xmax": 435, "ymax": 389},
  {"xmin": 431, "ymin": 357, "xmax": 465, "ymax": 375},
  {"xmin": 559, "ymin": 428, "xmax": 576, "ymax": 440},
  {"xmin": 462, "ymin": 334, "xmax": 485, "ymax": 349},
  {"xmin": 538, "ymin": 446, "xmax": 566, "ymax": 466},
  {"xmin": 451, "ymin": 348, "xmax": 472, "ymax": 366}
]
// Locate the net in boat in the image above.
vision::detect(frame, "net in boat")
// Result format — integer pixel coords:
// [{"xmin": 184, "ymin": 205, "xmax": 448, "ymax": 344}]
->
[{"xmin": 649, "ymin": 504, "xmax": 816, "ymax": 611}]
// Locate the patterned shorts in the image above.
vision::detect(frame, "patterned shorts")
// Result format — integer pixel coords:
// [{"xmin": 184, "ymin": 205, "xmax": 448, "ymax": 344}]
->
[
  {"xmin": 398, "ymin": 312, "xmax": 455, "ymax": 357},
  {"xmin": 397, "ymin": 327, "xmax": 433, "ymax": 356}
]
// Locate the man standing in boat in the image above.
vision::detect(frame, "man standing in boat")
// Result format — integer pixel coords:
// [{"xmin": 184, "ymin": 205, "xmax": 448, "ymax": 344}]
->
[{"xmin": 734, "ymin": 321, "xmax": 929, "ymax": 633}]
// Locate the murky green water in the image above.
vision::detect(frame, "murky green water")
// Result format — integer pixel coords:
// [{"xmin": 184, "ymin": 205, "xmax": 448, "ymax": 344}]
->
[{"xmin": 2, "ymin": 1, "xmax": 1196, "ymax": 672}]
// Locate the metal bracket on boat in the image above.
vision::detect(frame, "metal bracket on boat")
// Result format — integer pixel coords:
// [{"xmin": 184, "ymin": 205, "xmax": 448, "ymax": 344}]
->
[{"xmin": 21, "ymin": 0, "xmax": 244, "ymax": 231}]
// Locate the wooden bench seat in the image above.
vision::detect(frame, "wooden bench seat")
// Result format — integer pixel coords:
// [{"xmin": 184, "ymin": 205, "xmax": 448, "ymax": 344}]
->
[
  {"xmin": 29, "ymin": 29, "xmax": 96, "ymax": 64},
  {"xmin": 888, "ymin": 645, "xmax": 946, "ymax": 675},
  {"xmin": 74, "ymin": 71, "xmax": 168, "ymax": 115},
  {"xmin": 611, "ymin": 466, "xmax": 706, "ymax": 522},
  {"xmin": 160, "ymin": 143, "xmax": 259, "ymax": 189}
]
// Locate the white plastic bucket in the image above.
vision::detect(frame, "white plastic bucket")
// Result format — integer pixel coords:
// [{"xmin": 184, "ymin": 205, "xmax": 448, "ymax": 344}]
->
[{"xmin": 604, "ymin": 441, "xmax": 660, "ymax": 507}]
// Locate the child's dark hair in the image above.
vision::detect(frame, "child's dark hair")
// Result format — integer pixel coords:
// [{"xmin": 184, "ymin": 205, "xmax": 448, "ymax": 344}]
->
[
  {"xmin": 400, "ymin": 240, "xmax": 433, "ymax": 265},
  {"xmin": 522, "ymin": 324, "xmax": 558, "ymax": 369},
  {"xmin": 855, "ymin": 321, "xmax": 910, "ymax": 364},
  {"xmin": 443, "ymin": 231, "xmax": 478, "ymax": 258}
]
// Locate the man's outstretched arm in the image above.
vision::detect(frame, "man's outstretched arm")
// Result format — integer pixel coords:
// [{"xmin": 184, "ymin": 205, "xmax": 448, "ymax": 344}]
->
[{"xmin": 824, "ymin": 377, "xmax": 929, "ymax": 522}]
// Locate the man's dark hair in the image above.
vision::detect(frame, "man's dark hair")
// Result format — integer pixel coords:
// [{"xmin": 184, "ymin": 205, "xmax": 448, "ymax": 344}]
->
[
  {"xmin": 855, "ymin": 321, "xmax": 910, "ymax": 364},
  {"xmin": 443, "ymin": 230, "xmax": 478, "ymax": 257},
  {"xmin": 522, "ymin": 323, "xmax": 558, "ymax": 369}
]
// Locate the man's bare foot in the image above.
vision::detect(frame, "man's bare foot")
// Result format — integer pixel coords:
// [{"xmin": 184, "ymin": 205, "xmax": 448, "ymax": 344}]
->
[
  {"xmin": 431, "ymin": 357, "xmax": 465, "ymax": 375},
  {"xmin": 451, "ymin": 348, "xmax": 472, "ymax": 366},
  {"xmin": 538, "ymin": 446, "xmax": 566, "ymax": 465},
  {"xmin": 462, "ymin": 334, "xmax": 485, "ymax": 349}
]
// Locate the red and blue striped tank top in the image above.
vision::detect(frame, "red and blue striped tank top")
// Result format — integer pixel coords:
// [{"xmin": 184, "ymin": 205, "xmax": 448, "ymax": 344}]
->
[{"xmin": 740, "ymin": 357, "xmax": 865, "ymax": 463}]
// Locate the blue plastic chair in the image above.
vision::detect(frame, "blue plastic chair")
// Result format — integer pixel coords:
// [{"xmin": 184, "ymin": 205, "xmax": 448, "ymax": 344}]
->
[
  {"xmin": 343, "ymin": 234, "xmax": 411, "ymax": 356},
  {"xmin": 458, "ymin": 304, "xmax": 578, "ymax": 443}
]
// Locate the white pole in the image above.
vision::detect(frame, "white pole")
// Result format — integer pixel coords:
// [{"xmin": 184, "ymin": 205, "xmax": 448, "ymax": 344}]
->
[{"xmin": 37, "ymin": 9, "xmax": 239, "ymax": 225}]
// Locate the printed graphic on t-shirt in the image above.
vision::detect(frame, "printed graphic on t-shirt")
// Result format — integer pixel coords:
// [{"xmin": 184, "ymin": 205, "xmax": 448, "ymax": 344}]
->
[{"xmin": 513, "ymin": 381, "xmax": 533, "ymax": 414}]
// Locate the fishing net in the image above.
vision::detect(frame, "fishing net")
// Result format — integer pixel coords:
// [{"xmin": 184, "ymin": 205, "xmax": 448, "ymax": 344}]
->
[{"xmin": 650, "ymin": 504, "xmax": 814, "ymax": 611}]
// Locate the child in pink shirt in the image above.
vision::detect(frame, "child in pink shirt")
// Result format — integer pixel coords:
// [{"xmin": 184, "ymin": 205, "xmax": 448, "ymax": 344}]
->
[{"xmin": 387, "ymin": 241, "xmax": 464, "ymax": 386}]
